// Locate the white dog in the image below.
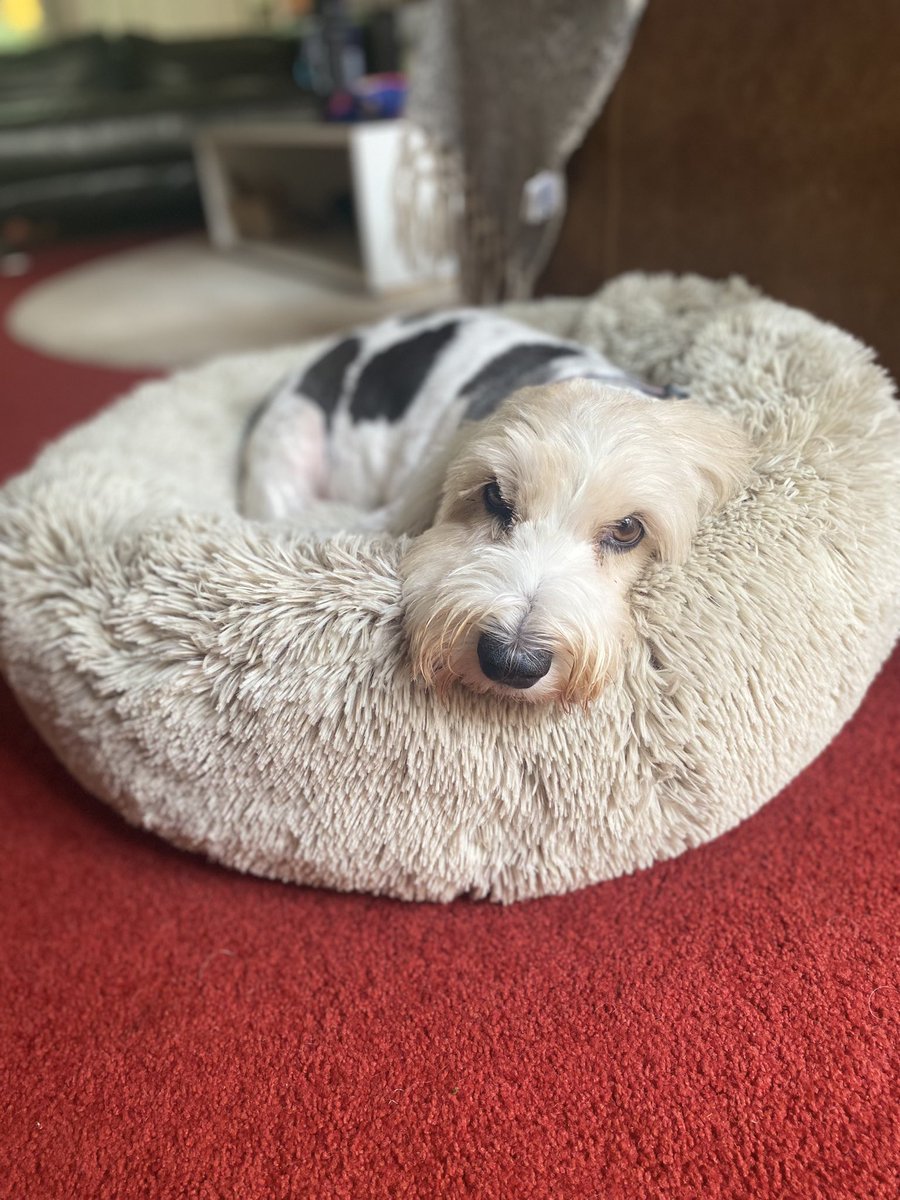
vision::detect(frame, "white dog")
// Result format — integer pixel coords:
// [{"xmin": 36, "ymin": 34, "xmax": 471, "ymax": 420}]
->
[{"xmin": 240, "ymin": 309, "xmax": 752, "ymax": 704}]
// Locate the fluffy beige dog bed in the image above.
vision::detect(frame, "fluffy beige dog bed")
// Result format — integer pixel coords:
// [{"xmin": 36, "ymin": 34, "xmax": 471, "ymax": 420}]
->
[{"xmin": 1, "ymin": 274, "xmax": 898, "ymax": 902}]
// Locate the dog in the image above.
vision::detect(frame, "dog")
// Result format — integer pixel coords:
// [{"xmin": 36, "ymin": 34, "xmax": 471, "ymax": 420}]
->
[{"xmin": 240, "ymin": 308, "xmax": 752, "ymax": 704}]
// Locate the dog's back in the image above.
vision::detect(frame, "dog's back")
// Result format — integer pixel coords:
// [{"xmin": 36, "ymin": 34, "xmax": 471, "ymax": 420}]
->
[
  {"xmin": 239, "ymin": 308, "xmax": 666, "ymax": 525},
  {"xmin": 284, "ymin": 308, "xmax": 632, "ymax": 427}
]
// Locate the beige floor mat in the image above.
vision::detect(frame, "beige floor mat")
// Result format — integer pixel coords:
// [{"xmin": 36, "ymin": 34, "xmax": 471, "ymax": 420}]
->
[{"xmin": 7, "ymin": 235, "xmax": 456, "ymax": 370}]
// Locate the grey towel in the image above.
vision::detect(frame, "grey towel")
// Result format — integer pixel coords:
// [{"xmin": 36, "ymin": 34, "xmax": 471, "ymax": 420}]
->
[{"xmin": 403, "ymin": 0, "xmax": 646, "ymax": 302}]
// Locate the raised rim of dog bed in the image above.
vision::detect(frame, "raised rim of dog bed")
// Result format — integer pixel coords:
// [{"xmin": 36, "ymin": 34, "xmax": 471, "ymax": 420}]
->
[{"xmin": 1, "ymin": 273, "xmax": 898, "ymax": 902}]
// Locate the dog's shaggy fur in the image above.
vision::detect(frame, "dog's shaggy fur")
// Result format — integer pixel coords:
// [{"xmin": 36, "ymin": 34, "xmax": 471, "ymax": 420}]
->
[
  {"xmin": 403, "ymin": 382, "xmax": 751, "ymax": 703},
  {"xmin": 240, "ymin": 310, "xmax": 752, "ymax": 704}
]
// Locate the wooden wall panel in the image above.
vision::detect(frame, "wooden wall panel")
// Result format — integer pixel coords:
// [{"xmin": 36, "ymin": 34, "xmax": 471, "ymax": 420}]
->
[{"xmin": 540, "ymin": 0, "xmax": 900, "ymax": 378}]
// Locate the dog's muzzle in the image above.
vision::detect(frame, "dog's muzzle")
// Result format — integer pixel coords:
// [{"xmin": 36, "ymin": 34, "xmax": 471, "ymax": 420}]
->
[{"xmin": 476, "ymin": 632, "xmax": 552, "ymax": 690}]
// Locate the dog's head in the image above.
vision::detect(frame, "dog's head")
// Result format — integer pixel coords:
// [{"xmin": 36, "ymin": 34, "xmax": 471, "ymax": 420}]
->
[{"xmin": 402, "ymin": 379, "xmax": 752, "ymax": 704}]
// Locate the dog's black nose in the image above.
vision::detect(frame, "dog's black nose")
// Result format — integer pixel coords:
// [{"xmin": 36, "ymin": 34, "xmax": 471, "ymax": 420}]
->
[{"xmin": 477, "ymin": 632, "xmax": 553, "ymax": 689}]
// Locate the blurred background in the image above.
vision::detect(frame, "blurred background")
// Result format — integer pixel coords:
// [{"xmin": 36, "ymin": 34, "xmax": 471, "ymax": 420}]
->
[
  {"xmin": 0, "ymin": 0, "xmax": 419, "ymax": 243},
  {"xmin": 0, "ymin": 0, "xmax": 449, "ymax": 364},
  {"xmin": 1, "ymin": 0, "xmax": 898, "ymax": 375}
]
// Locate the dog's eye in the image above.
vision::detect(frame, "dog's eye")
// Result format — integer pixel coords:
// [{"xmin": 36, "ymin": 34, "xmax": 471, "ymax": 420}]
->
[
  {"xmin": 483, "ymin": 480, "xmax": 515, "ymax": 528},
  {"xmin": 599, "ymin": 516, "xmax": 645, "ymax": 551}
]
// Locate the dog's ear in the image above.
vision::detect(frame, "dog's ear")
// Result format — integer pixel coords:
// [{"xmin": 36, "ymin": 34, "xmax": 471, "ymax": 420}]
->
[
  {"xmin": 658, "ymin": 400, "xmax": 755, "ymax": 515},
  {"xmin": 644, "ymin": 400, "xmax": 754, "ymax": 564}
]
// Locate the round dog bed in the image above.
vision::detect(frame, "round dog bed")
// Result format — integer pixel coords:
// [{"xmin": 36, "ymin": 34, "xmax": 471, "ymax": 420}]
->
[{"xmin": 1, "ymin": 274, "xmax": 898, "ymax": 902}]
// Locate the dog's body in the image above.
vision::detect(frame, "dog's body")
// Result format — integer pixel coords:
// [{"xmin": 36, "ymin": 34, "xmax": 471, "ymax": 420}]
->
[
  {"xmin": 240, "ymin": 308, "xmax": 752, "ymax": 703},
  {"xmin": 239, "ymin": 308, "xmax": 667, "ymax": 535}
]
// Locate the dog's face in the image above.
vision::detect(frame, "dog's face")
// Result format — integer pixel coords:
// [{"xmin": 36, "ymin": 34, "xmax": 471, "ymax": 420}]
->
[{"xmin": 402, "ymin": 379, "xmax": 752, "ymax": 704}]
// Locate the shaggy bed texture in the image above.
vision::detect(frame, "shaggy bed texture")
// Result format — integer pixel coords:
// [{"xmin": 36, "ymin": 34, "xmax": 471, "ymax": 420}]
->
[
  {"xmin": 0, "ymin": 271, "xmax": 899, "ymax": 903},
  {"xmin": 1, "ymin": 243, "xmax": 898, "ymax": 1197}
]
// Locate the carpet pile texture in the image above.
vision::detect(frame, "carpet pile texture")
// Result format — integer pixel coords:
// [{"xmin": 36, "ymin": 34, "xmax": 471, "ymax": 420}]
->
[{"xmin": 1, "ymin": 243, "xmax": 897, "ymax": 1197}]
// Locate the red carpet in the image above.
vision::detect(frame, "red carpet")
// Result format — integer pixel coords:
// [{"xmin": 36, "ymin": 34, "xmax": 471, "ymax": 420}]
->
[{"xmin": 1, "ymin": 244, "xmax": 898, "ymax": 1199}]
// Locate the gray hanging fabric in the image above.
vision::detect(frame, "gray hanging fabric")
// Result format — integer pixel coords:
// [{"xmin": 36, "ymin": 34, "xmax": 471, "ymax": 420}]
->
[{"xmin": 398, "ymin": 0, "xmax": 647, "ymax": 302}]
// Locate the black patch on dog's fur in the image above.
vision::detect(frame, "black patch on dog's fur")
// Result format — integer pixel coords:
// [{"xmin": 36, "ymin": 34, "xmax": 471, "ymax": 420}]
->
[
  {"xmin": 350, "ymin": 322, "xmax": 460, "ymax": 422},
  {"xmin": 461, "ymin": 344, "xmax": 578, "ymax": 420},
  {"xmin": 297, "ymin": 335, "xmax": 361, "ymax": 421}
]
